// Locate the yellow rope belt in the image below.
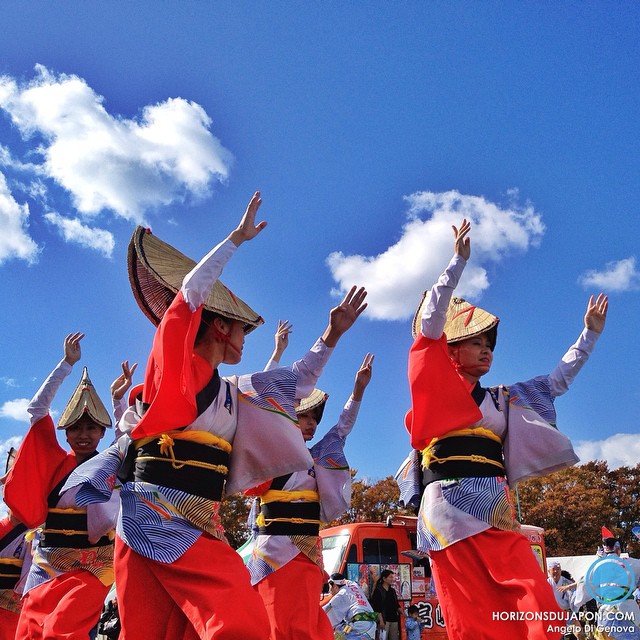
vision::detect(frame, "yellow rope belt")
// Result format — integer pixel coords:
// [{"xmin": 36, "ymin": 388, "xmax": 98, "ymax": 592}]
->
[
  {"xmin": 422, "ymin": 427, "xmax": 504, "ymax": 470},
  {"xmin": 257, "ymin": 489, "xmax": 321, "ymax": 528},
  {"xmin": 260, "ymin": 489, "xmax": 320, "ymax": 504},
  {"xmin": 0, "ymin": 559, "xmax": 23, "ymax": 567},
  {"xmin": 134, "ymin": 430, "xmax": 232, "ymax": 472}
]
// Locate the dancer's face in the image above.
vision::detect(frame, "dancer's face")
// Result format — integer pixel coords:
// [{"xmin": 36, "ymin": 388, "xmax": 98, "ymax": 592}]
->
[
  {"xmin": 449, "ymin": 333, "xmax": 493, "ymax": 379},
  {"xmin": 297, "ymin": 412, "xmax": 318, "ymax": 441},
  {"xmin": 65, "ymin": 416, "xmax": 106, "ymax": 461}
]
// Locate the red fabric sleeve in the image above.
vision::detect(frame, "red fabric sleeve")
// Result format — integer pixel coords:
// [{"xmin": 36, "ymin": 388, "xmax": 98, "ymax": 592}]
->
[
  {"xmin": 132, "ymin": 291, "xmax": 213, "ymax": 438},
  {"xmin": 405, "ymin": 334, "xmax": 483, "ymax": 450},
  {"xmin": 3, "ymin": 415, "xmax": 77, "ymax": 527}
]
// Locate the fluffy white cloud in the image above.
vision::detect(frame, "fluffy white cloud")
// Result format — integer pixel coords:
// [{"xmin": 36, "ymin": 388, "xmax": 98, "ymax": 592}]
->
[
  {"xmin": 0, "ymin": 398, "xmax": 30, "ymax": 422},
  {"xmin": 0, "ymin": 377, "xmax": 18, "ymax": 388},
  {"xmin": 575, "ymin": 434, "xmax": 640, "ymax": 469},
  {"xmin": 0, "ymin": 170, "xmax": 39, "ymax": 264},
  {"xmin": 578, "ymin": 257, "xmax": 640, "ymax": 292},
  {"xmin": 44, "ymin": 211, "xmax": 115, "ymax": 258},
  {"xmin": 0, "ymin": 64, "xmax": 233, "ymax": 223},
  {"xmin": 327, "ymin": 189, "xmax": 545, "ymax": 320}
]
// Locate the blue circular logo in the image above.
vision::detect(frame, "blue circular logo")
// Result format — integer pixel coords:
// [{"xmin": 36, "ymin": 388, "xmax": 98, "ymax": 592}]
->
[{"xmin": 585, "ymin": 556, "xmax": 636, "ymax": 605}]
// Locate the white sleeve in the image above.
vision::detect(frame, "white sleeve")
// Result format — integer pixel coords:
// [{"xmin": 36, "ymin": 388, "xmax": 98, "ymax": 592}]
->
[
  {"xmin": 289, "ymin": 338, "xmax": 334, "ymax": 400},
  {"xmin": 421, "ymin": 255, "xmax": 467, "ymax": 339},
  {"xmin": 112, "ymin": 396, "xmax": 128, "ymax": 425},
  {"xmin": 27, "ymin": 359, "xmax": 73, "ymax": 424},
  {"xmin": 180, "ymin": 238, "xmax": 237, "ymax": 312},
  {"xmin": 548, "ymin": 328, "xmax": 600, "ymax": 398},
  {"xmin": 334, "ymin": 398, "xmax": 362, "ymax": 439},
  {"xmin": 263, "ymin": 358, "xmax": 280, "ymax": 372}
]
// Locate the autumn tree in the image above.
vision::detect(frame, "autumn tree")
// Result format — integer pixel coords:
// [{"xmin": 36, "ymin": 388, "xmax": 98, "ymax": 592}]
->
[
  {"xmin": 219, "ymin": 492, "xmax": 253, "ymax": 549},
  {"xmin": 513, "ymin": 461, "xmax": 640, "ymax": 556},
  {"xmin": 325, "ymin": 473, "xmax": 414, "ymax": 528}
]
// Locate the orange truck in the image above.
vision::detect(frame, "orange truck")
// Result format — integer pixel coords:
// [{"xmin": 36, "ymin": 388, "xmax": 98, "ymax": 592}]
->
[{"xmin": 320, "ymin": 515, "xmax": 547, "ymax": 639}]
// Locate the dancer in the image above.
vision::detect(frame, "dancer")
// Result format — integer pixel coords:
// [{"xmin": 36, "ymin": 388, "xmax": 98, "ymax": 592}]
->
[
  {"xmin": 573, "ymin": 528, "xmax": 640, "ymax": 640},
  {"xmin": 63, "ymin": 192, "xmax": 368, "ymax": 640},
  {"xmin": 4, "ymin": 333, "xmax": 120, "ymax": 640},
  {"xmin": 323, "ymin": 573, "xmax": 377, "ymax": 640},
  {"xmin": 400, "ymin": 219, "xmax": 608, "ymax": 639},
  {"xmin": 0, "ymin": 512, "xmax": 27, "ymax": 640},
  {"xmin": 248, "ymin": 321, "xmax": 373, "ymax": 640}
]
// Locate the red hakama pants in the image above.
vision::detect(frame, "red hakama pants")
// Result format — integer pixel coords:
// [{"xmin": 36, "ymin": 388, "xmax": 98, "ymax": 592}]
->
[
  {"xmin": 0, "ymin": 607, "xmax": 19, "ymax": 640},
  {"xmin": 14, "ymin": 569, "xmax": 108, "ymax": 640},
  {"xmin": 254, "ymin": 552, "xmax": 334, "ymax": 640},
  {"xmin": 430, "ymin": 527, "xmax": 564, "ymax": 640},
  {"xmin": 116, "ymin": 534, "xmax": 270, "ymax": 640}
]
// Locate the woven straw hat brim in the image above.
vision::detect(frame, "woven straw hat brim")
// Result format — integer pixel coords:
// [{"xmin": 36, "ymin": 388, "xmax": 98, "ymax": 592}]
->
[
  {"xmin": 412, "ymin": 293, "xmax": 499, "ymax": 345},
  {"xmin": 295, "ymin": 388, "xmax": 329, "ymax": 416},
  {"xmin": 128, "ymin": 226, "xmax": 264, "ymax": 331},
  {"xmin": 444, "ymin": 297, "xmax": 499, "ymax": 345},
  {"xmin": 57, "ymin": 367, "xmax": 112, "ymax": 430}
]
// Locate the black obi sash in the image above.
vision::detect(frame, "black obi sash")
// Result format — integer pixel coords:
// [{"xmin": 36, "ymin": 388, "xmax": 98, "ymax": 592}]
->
[
  {"xmin": 257, "ymin": 473, "xmax": 320, "ymax": 536},
  {"xmin": 42, "ymin": 510, "xmax": 112, "ymax": 549},
  {"xmin": 422, "ymin": 382, "xmax": 505, "ymax": 486},
  {"xmin": 133, "ymin": 438, "xmax": 229, "ymax": 501}
]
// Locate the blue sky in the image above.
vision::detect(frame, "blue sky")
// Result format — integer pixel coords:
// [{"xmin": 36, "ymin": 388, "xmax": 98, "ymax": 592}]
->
[{"xmin": 1, "ymin": 2, "xmax": 639, "ymax": 487}]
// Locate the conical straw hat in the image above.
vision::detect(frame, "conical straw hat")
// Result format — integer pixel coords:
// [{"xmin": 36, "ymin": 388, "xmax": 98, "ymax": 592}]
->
[
  {"xmin": 295, "ymin": 388, "xmax": 329, "ymax": 424},
  {"xmin": 413, "ymin": 294, "xmax": 499, "ymax": 348},
  {"xmin": 128, "ymin": 226, "xmax": 264, "ymax": 332},
  {"xmin": 57, "ymin": 367, "xmax": 112, "ymax": 430}
]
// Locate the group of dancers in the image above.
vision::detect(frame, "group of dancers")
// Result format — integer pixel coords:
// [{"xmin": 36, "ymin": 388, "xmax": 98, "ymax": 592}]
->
[{"xmin": 0, "ymin": 191, "xmax": 616, "ymax": 640}]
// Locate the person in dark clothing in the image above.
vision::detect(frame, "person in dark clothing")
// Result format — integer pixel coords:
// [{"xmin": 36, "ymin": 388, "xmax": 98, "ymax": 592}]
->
[{"xmin": 369, "ymin": 570, "xmax": 402, "ymax": 640}]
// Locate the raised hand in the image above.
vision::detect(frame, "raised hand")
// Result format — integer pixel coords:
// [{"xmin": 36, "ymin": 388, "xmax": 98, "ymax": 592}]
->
[
  {"xmin": 452, "ymin": 219, "xmax": 471, "ymax": 261},
  {"xmin": 273, "ymin": 320, "xmax": 292, "ymax": 358},
  {"xmin": 322, "ymin": 286, "xmax": 368, "ymax": 347},
  {"xmin": 352, "ymin": 353, "xmax": 374, "ymax": 401},
  {"xmin": 111, "ymin": 360, "xmax": 138, "ymax": 402},
  {"xmin": 229, "ymin": 191, "xmax": 268, "ymax": 247},
  {"xmin": 63, "ymin": 332, "xmax": 85, "ymax": 366},
  {"xmin": 584, "ymin": 293, "xmax": 608, "ymax": 334}
]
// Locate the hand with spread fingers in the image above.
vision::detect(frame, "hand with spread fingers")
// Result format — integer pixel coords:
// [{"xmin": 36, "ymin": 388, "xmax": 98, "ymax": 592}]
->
[
  {"xmin": 229, "ymin": 191, "xmax": 268, "ymax": 247},
  {"xmin": 63, "ymin": 332, "xmax": 85, "ymax": 366},
  {"xmin": 111, "ymin": 360, "xmax": 138, "ymax": 402},
  {"xmin": 584, "ymin": 293, "xmax": 608, "ymax": 334},
  {"xmin": 452, "ymin": 218, "xmax": 471, "ymax": 261},
  {"xmin": 270, "ymin": 320, "xmax": 293, "ymax": 365},
  {"xmin": 322, "ymin": 286, "xmax": 368, "ymax": 347}
]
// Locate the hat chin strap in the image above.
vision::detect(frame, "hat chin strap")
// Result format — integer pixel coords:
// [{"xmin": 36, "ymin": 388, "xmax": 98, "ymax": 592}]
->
[{"xmin": 208, "ymin": 322, "xmax": 242, "ymax": 360}]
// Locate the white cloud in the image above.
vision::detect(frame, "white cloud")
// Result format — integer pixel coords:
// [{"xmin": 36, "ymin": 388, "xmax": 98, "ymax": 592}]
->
[
  {"xmin": 575, "ymin": 434, "xmax": 640, "ymax": 470},
  {"xmin": 0, "ymin": 170, "xmax": 39, "ymax": 265},
  {"xmin": 44, "ymin": 211, "xmax": 115, "ymax": 257},
  {"xmin": 0, "ymin": 64, "xmax": 233, "ymax": 223},
  {"xmin": 0, "ymin": 377, "xmax": 18, "ymax": 388},
  {"xmin": 327, "ymin": 189, "xmax": 545, "ymax": 320},
  {"xmin": 0, "ymin": 398, "xmax": 30, "ymax": 422},
  {"xmin": 578, "ymin": 257, "xmax": 640, "ymax": 292}
]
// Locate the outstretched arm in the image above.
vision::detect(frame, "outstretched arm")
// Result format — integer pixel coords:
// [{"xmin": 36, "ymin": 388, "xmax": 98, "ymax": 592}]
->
[
  {"xmin": 28, "ymin": 332, "xmax": 84, "ymax": 423},
  {"xmin": 321, "ymin": 286, "xmax": 368, "ymax": 347},
  {"xmin": 182, "ymin": 191, "xmax": 267, "ymax": 311},
  {"xmin": 549, "ymin": 293, "xmax": 608, "ymax": 397},
  {"xmin": 287, "ymin": 290, "xmax": 368, "ymax": 399},
  {"xmin": 332, "ymin": 353, "xmax": 374, "ymax": 439},
  {"xmin": 351, "ymin": 352, "xmax": 374, "ymax": 402},
  {"xmin": 420, "ymin": 220, "xmax": 470, "ymax": 339}
]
